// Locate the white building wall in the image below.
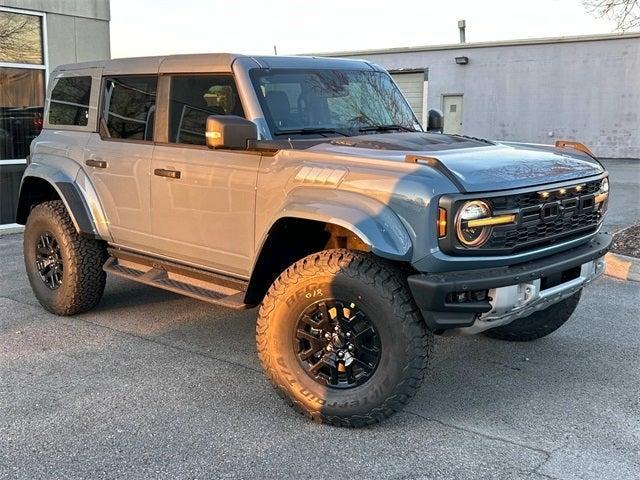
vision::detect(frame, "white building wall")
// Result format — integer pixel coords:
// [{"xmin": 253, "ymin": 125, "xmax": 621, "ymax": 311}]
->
[{"xmin": 332, "ymin": 35, "xmax": 640, "ymax": 159}]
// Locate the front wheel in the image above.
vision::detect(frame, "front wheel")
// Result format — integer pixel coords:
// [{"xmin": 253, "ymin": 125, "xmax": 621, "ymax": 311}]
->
[
  {"xmin": 256, "ymin": 249, "xmax": 433, "ymax": 427},
  {"xmin": 483, "ymin": 290, "xmax": 582, "ymax": 342}
]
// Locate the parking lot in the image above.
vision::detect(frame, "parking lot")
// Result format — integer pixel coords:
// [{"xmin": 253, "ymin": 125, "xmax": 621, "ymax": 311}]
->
[{"xmin": 1, "ymin": 159, "xmax": 638, "ymax": 480}]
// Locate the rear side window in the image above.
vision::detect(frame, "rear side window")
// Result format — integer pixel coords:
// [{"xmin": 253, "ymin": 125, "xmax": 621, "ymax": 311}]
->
[
  {"xmin": 168, "ymin": 75, "xmax": 243, "ymax": 145},
  {"xmin": 101, "ymin": 76, "xmax": 157, "ymax": 141},
  {"xmin": 49, "ymin": 76, "xmax": 92, "ymax": 126}
]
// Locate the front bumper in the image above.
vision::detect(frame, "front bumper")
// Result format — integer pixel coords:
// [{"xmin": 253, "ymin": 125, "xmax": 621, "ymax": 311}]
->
[{"xmin": 408, "ymin": 233, "xmax": 611, "ymax": 332}]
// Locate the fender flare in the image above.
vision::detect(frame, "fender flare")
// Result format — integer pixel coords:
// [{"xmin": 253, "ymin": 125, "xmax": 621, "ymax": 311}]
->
[
  {"xmin": 17, "ymin": 162, "xmax": 108, "ymax": 239},
  {"xmin": 259, "ymin": 188, "xmax": 413, "ymax": 261}
]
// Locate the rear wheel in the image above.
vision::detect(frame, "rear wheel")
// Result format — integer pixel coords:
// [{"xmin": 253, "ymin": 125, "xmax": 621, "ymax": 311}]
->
[
  {"xmin": 256, "ymin": 249, "xmax": 433, "ymax": 427},
  {"xmin": 483, "ymin": 291, "xmax": 582, "ymax": 342},
  {"xmin": 24, "ymin": 200, "xmax": 107, "ymax": 316}
]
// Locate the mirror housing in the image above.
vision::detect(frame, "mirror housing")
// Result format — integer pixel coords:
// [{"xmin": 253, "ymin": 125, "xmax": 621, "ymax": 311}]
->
[
  {"xmin": 427, "ymin": 109, "xmax": 444, "ymax": 133},
  {"xmin": 206, "ymin": 115, "xmax": 258, "ymax": 149}
]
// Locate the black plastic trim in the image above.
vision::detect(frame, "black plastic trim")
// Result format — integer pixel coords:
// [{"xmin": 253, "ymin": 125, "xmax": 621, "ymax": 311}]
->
[
  {"xmin": 55, "ymin": 181, "xmax": 96, "ymax": 238},
  {"xmin": 408, "ymin": 233, "xmax": 611, "ymax": 329}
]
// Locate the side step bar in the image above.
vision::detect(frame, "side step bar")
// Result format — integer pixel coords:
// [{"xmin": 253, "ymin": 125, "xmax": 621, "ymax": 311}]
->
[{"xmin": 103, "ymin": 248, "xmax": 250, "ymax": 310}]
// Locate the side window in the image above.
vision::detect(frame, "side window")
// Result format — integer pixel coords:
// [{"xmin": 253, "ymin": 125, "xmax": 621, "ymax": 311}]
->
[
  {"xmin": 101, "ymin": 75, "xmax": 157, "ymax": 141},
  {"xmin": 168, "ymin": 75, "xmax": 244, "ymax": 145},
  {"xmin": 49, "ymin": 76, "xmax": 92, "ymax": 126}
]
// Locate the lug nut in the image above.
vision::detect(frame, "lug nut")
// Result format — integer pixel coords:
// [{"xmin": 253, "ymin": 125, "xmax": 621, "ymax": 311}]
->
[
  {"xmin": 348, "ymin": 344, "xmax": 354, "ymax": 351},
  {"xmin": 324, "ymin": 332, "xmax": 331, "ymax": 339},
  {"xmin": 334, "ymin": 326, "xmax": 339, "ymax": 332},
  {"xmin": 338, "ymin": 351, "xmax": 344, "ymax": 358},
  {"xmin": 346, "ymin": 332, "xmax": 351, "ymax": 338}
]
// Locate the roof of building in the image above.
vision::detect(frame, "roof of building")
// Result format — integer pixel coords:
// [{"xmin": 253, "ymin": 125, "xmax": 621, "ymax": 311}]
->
[{"xmin": 311, "ymin": 31, "xmax": 640, "ymax": 57}]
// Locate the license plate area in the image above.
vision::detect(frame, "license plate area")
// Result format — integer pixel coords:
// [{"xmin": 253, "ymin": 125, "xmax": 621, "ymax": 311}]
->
[{"xmin": 540, "ymin": 266, "xmax": 581, "ymax": 291}]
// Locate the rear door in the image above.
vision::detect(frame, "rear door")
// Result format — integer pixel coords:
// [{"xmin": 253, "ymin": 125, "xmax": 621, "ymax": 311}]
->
[
  {"xmin": 149, "ymin": 73, "xmax": 260, "ymax": 276},
  {"xmin": 83, "ymin": 74, "xmax": 158, "ymax": 250}
]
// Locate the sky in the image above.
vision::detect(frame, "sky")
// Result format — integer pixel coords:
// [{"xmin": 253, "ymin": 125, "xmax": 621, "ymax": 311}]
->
[{"xmin": 109, "ymin": 0, "xmax": 621, "ymax": 58}]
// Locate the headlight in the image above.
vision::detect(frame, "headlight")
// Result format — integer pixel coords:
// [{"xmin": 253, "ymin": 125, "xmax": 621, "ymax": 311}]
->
[
  {"xmin": 595, "ymin": 177, "xmax": 609, "ymax": 204},
  {"xmin": 455, "ymin": 200, "xmax": 492, "ymax": 247}
]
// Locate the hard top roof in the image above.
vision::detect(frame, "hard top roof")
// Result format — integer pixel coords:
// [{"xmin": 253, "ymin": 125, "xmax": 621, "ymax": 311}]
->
[{"xmin": 53, "ymin": 53, "xmax": 376, "ymax": 76}]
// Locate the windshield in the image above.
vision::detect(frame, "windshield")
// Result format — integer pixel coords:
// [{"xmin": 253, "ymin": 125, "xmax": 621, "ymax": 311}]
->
[{"xmin": 249, "ymin": 68, "xmax": 421, "ymax": 138}]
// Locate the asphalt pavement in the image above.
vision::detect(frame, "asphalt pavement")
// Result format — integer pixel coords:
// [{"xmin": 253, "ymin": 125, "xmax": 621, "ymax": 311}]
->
[
  {"xmin": 600, "ymin": 158, "xmax": 640, "ymax": 233},
  {"xmin": 1, "ymin": 158, "xmax": 639, "ymax": 480}
]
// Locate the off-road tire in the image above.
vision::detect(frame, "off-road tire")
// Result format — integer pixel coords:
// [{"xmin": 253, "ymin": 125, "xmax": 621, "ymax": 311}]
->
[
  {"xmin": 256, "ymin": 249, "xmax": 433, "ymax": 427},
  {"xmin": 24, "ymin": 200, "xmax": 107, "ymax": 316},
  {"xmin": 483, "ymin": 290, "xmax": 582, "ymax": 342}
]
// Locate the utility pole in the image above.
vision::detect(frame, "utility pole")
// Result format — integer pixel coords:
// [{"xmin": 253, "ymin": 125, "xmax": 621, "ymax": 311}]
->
[{"xmin": 273, "ymin": 45, "xmax": 278, "ymax": 55}]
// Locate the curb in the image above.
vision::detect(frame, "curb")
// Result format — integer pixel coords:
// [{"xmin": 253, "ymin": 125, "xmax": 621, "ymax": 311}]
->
[
  {"xmin": 0, "ymin": 225, "xmax": 24, "ymax": 236},
  {"xmin": 604, "ymin": 252, "xmax": 640, "ymax": 283}
]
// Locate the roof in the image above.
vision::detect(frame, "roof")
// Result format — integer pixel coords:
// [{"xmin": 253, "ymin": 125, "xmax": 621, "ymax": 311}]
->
[
  {"xmin": 53, "ymin": 53, "xmax": 375, "ymax": 75},
  {"xmin": 309, "ymin": 31, "xmax": 640, "ymax": 58}
]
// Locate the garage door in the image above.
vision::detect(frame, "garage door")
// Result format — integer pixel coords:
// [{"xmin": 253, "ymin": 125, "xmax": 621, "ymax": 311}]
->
[{"xmin": 390, "ymin": 71, "xmax": 425, "ymax": 125}]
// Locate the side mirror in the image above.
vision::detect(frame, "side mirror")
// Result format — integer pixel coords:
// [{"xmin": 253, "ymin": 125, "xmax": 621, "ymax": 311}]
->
[
  {"xmin": 206, "ymin": 115, "xmax": 257, "ymax": 149},
  {"xmin": 427, "ymin": 109, "xmax": 444, "ymax": 133}
]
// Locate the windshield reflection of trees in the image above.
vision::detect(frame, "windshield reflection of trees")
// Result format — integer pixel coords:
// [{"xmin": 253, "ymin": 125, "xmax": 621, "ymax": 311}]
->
[{"xmin": 263, "ymin": 70, "xmax": 418, "ymax": 134}]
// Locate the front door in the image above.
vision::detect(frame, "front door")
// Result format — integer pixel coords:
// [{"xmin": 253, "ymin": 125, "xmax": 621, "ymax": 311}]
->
[
  {"xmin": 149, "ymin": 74, "xmax": 259, "ymax": 277},
  {"xmin": 443, "ymin": 95, "xmax": 463, "ymax": 135}
]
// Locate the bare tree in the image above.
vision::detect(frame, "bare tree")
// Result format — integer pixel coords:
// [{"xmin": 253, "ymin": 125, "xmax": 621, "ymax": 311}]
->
[
  {"xmin": 0, "ymin": 11, "xmax": 42, "ymax": 63},
  {"xmin": 584, "ymin": 0, "xmax": 640, "ymax": 31}
]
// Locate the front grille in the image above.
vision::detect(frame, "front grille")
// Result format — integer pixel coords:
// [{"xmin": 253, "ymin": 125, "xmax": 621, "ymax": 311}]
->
[
  {"xmin": 484, "ymin": 179, "xmax": 605, "ymax": 252},
  {"xmin": 490, "ymin": 179, "xmax": 602, "ymax": 210}
]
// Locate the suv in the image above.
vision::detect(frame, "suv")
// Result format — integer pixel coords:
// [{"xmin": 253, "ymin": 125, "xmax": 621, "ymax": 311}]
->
[{"xmin": 17, "ymin": 54, "xmax": 610, "ymax": 427}]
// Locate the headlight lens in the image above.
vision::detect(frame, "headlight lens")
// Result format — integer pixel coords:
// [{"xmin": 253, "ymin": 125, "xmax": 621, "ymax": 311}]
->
[
  {"xmin": 455, "ymin": 200, "xmax": 492, "ymax": 247},
  {"xmin": 600, "ymin": 177, "xmax": 609, "ymax": 194}
]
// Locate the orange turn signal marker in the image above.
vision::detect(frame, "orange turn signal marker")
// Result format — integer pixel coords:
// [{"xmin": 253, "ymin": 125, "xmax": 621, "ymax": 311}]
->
[
  {"xmin": 595, "ymin": 192, "xmax": 608, "ymax": 204},
  {"xmin": 466, "ymin": 214, "xmax": 516, "ymax": 228},
  {"xmin": 555, "ymin": 140, "xmax": 594, "ymax": 157},
  {"xmin": 438, "ymin": 208, "xmax": 447, "ymax": 237}
]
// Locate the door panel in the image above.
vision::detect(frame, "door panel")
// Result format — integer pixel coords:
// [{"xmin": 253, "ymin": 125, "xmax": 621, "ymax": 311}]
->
[
  {"xmin": 149, "ymin": 146, "xmax": 260, "ymax": 276},
  {"xmin": 83, "ymin": 134, "xmax": 154, "ymax": 249},
  {"xmin": 443, "ymin": 95, "xmax": 463, "ymax": 135}
]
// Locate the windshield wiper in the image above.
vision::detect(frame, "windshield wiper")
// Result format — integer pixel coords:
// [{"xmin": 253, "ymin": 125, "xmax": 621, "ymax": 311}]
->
[
  {"xmin": 273, "ymin": 128, "xmax": 349, "ymax": 137},
  {"xmin": 358, "ymin": 124, "xmax": 418, "ymax": 133}
]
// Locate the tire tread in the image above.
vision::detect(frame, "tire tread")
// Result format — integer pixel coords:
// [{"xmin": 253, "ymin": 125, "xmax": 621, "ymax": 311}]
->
[{"xmin": 256, "ymin": 249, "xmax": 433, "ymax": 427}]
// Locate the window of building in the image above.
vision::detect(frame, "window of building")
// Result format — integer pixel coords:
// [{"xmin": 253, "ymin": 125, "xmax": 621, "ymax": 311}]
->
[
  {"xmin": 0, "ymin": 9, "xmax": 44, "ymax": 64},
  {"xmin": 0, "ymin": 8, "xmax": 46, "ymax": 226},
  {"xmin": 168, "ymin": 75, "xmax": 244, "ymax": 145},
  {"xmin": 101, "ymin": 76, "xmax": 157, "ymax": 141},
  {"xmin": 49, "ymin": 76, "xmax": 92, "ymax": 126}
]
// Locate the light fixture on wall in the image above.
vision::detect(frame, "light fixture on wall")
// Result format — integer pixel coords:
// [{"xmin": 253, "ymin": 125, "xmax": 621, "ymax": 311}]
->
[{"xmin": 455, "ymin": 56, "xmax": 469, "ymax": 65}]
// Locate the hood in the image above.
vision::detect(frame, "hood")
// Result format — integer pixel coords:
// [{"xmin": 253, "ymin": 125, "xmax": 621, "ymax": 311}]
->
[{"xmin": 304, "ymin": 133, "xmax": 605, "ymax": 193}]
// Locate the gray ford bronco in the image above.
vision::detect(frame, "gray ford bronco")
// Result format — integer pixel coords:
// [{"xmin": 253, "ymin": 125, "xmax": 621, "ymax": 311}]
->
[{"xmin": 17, "ymin": 54, "xmax": 611, "ymax": 427}]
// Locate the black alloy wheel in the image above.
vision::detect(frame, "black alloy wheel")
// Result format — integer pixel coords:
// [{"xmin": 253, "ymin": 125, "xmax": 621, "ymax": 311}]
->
[
  {"xmin": 35, "ymin": 232, "xmax": 64, "ymax": 289},
  {"xmin": 294, "ymin": 299, "xmax": 381, "ymax": 389}
]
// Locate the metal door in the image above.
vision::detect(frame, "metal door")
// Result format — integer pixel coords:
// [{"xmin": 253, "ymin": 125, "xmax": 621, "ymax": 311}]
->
[{"xmin": 443, "ymin": 95, "xmax": 463, "ymax": 135}]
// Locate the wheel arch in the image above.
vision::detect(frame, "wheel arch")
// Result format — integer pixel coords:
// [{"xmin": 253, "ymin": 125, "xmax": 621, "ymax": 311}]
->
[
  {"xmin": 16, "ymin": 174, "xmax": 98, "ymax": 239},
  {"xmin": 245, "ymin": 194, "xmax": 413, "ymax": 305}
]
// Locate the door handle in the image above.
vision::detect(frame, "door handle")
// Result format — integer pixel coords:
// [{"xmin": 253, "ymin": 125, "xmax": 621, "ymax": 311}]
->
[
  {"xmin": 85, "ymin": 159, "xmax": 107, "ymax": 168},
  {"xmin": 154, "ymin": 168, "xmax": 181, "ymax": 179}
]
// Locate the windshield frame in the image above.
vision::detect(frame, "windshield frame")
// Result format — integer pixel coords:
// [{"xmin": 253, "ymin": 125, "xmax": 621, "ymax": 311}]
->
[{"xmin": 248, "ymin": 67, "xmax": 422, "ymax": 139}]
